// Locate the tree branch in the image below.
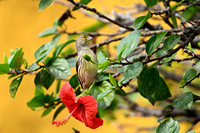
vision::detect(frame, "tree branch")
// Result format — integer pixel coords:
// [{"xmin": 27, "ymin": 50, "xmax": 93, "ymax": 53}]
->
[{"xmin": 67, "ymin": 0, "xmax": 134, "ymax": 30}]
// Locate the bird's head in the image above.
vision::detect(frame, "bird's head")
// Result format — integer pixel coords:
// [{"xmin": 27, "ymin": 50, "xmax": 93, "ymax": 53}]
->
[{"xmin": 76, "ymin": 34, "xmax": 92, "ymax": 50}]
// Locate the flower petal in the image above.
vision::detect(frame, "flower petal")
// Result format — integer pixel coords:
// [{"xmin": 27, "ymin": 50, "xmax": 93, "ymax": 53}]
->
[
  {"xmin": 77, "ymin": 95, "xmax": 97, "ymax": 119},
  {"xmin": 68, "ymin": 103, "xmax": 85, "ymax": 123},
  {"xmin": 68, "ymin": 95, "xmax": 98, "ymax": 123},
  {"xmin": 85, "ymin": 118, "xmax": 103, "ymax": 129},
  {"xmin": 60, "ymin": 82, "xmax": 76, "ymax": 107},
  {"xmin": 58, "ymin": 85, "xmax": 103, "ymax": 129}
]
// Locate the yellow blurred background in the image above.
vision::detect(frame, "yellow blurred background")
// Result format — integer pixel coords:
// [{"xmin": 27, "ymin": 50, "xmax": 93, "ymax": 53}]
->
[{"xmin": 0, "ymin": 0, "xmax": 199, "ymax": 133}]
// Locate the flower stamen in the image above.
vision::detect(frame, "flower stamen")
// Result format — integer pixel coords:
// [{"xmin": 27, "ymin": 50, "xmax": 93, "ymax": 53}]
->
[{"xmin": 52, "ymin": 104, "xmax": 79, "ymax": 127}]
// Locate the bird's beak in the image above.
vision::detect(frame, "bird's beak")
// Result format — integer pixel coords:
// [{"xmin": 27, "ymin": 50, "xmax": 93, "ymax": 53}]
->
[{"xmin": 87, "ymin": 36, "xmax": 92, "ymax": 41}]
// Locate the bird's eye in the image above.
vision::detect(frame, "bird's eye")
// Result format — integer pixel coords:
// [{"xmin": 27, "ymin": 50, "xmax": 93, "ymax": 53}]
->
[{"xmin": 83, "ymin": 36, "xmax": 86, "ymax": 39}]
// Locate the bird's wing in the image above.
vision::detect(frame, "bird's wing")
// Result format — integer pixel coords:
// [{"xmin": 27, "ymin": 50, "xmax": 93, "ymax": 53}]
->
[{"xmin": 76, "ymin": 57, "xmax": 84, "ymax": 90}]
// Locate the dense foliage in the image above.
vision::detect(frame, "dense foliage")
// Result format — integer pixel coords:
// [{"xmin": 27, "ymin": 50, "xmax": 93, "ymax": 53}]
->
[{"xmin": 1, "ymin": 0, "xmax": 200, "ymax": 132}]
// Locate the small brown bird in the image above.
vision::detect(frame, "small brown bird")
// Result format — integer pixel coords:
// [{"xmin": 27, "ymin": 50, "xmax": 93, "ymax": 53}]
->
[{"xmin": 75, "ymin": 34, "xmax": 98, "ymax": 90}]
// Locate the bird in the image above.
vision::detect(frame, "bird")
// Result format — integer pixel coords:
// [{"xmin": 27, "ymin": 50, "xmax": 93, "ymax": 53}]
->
[{"xmin": 75, "ymin": 34, "xmax": 98, "ymax": 90}]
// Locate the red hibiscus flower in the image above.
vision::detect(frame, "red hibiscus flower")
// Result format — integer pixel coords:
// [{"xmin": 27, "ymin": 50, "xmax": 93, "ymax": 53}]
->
[{"xmin": 52, "ymin": 82, "xmax": 103, "ymax": 129}]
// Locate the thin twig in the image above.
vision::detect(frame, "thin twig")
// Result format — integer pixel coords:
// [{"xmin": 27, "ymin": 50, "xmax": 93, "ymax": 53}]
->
[
  {"xmin": 59, "ymin": 29, "xmax": 128, "ymax": 37},
  {"xmin": 68, "ymin": 0, "xmax": 134, "ymax": 30}
]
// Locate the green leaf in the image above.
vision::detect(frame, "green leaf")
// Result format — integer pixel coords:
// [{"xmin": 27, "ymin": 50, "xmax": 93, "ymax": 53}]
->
[
  {"xmin": 183, "ymin": 68, "xmax": 197, "ymax": 82},
  {"xmin": 34, "ymin": 87, "xmax": 44, "ymax": 96},
  {"xmin": 97, "ymin": 87, "xmax": 115, "ymax": 101},
  {"xmin": 97, "ymin": 49, "xmax": 108, "ymax": 63},
  {"xmin": 156, "ymin": 118, "xmax": 180, "ymax": 133},
  {"xmin": 83, "ymin": 54, "xmax": 92, "ymax": 62},
  {"xmin": 179, "ymin": 80, "xmax": 185, "ymax": 89},
  {"xmin": 55, "ymin": 79, "xmax": 61, "ymax": 95},
  {"xmin": 8, "ymin": 48, "xmax": 23, "ymax": 69},
  {"xmin": 45, "ymin": 57, "xmax": 71, "ymax": 79},
  {"xmin": 156, "ymin": 77, "xmax": 171, "ymax": 100},
  {"xmin": 61, "ymin": 47, "xmax": 75, "ymax": 57},
  {"xmin": 123, "ymin": 62, "xmax": 143, "ymax": 80},
  {"xmin": 38, "ymin": 28, "xmax": 57, "ymax": 37},
  {"xmin": 115, "ymin": 88, "xmax": 126, "ymax": 96},
  {"xmin": 117, "ymin": 30, "xmax": 141, "ymax": 58},
  {"xmin": 157, "ymin": 116, "xmax": 165, "ymax": 123},
  {"xmin": 13, "ymin": 51, "xmax": 24, "ymax": 69},
  {"xmin": 34, "ymin": 69, "xmax": 55, "ymax": 90},
  {"xmin": 27, "ymin": 93, "xmax": 45, "ymax": 109},
  {"xmin": 172, "ymin": 92, "xmax": 193, "ymax": 110},
  {"xmin": 155, "ymin": 48, "xmax": 176, "ymax": 64},
  {"xmin": 52, "ymin": 34, "xmax": 61, "ymax": 45},
  {"xmin": 97, "ymin": 60, "xmax": 110, "ymax": 70},
  {"xmin": 3, "ymin": 53, "xmax": 8, "ymax": 64},
  {"xmin": 75, "ymin": 86, "xmax": 81, "ymax": 96},
  {"xmin": 91, "ymin": 81, "xmax": 115, "ymax": 109},
  {"xmin": 138, "ymin": 67, "xmax": 171, "ymax": 105},
  {"xmin": 52, "ymin": 19, "xmax": 59, "ymax": 28},
  {"xmin": 44, "ymin": 94, "xmax": 55, "ymax": 104},
  {"xmin": 54, "ymin": 40, "xmax": 76, "ymax": 56},
  {"xmin": 73, "ymin": 0, "xmax": 92, "ymax": 11},
  {"xmin": 0, "ymin": 63, "xmax": 10, "ymax": 75},
  {"xmin": 34, "ymin": 42, "xmax": 55, "ymax": 62},
  {"xmin": 41, "ymin": 107, "xmax": 53, "ymax": 117},
  {"xmin": 118, "ymin": 75, "xmax": 131, "ymax": 87},
  {"xmin": 98, "ymin": 73, "xmax": 110, "ymax": 82},
  {"xmin": 97, "ymin": 108, "xmax": 106, "ymax": 118},
  {"xmin": 38, "ymin": 20, "xmax": 59, "ymax": 37},
  {"xmin": 72, "ymin": 128, "xmax": 80, "ymax": 133},
  {"xmin": 69, "ymin": 74, "xmax": 79, "ymax": 89},
  {"xmin": 171, "ymin": 0, "xmax": 185, "ymax": 10},
  {"xmin": 187, "ymin": 42, "xmax": 194, "ymax": 52},
  {"xmin": 155, "ymin": 48, "xmax": 167, "ymax": 58},
  {"xmin": 53, "ymin": 104, "xmax": 65, "ymax": 120},
  {"xmin": 67, "ymin": 57, "xmax": 77, "ymax": 68},
  {"xmin": 27, "ymin": 94, "xmax": 55, "ymax": 110},
  {"xmin": 146, "ymin": 32, "xmax": 167, "ymax": 55},
  {"xmin": 133, "ymin": 11, "xmax": 151, "ymax": 30},
  {"xmin": 144, "ymin": 0, "xmax": 159, "ymax": 7},
  {"xmin": 163, "ymin": 35, "xmax": 180, "ymax": 50},
  {"xmin": 24, "ymin": 58, "xmax": 28, "ymax": 69},
  {"xmin": 171, "ymin": 15, "xmax": 178, "ymax": 28},
  {"xmin": 9, "ymin": 75, "xmax": 23, "ymax": 99},
  {"xmin": 7, "ymin": 74, "xmax": 17, "ymax": 80},
  {"xmin": 99, "ymin": 49, "xmax": 108, "ymax": 59},
  {"xmin": 38, "ymin": 0, "xmax": 53, "ymax": 11},
  {"xmin": 117, "ymin": 46, "xmax": 126, "ymax": 61},
  {"xmin": 109, "ymin": 74, "xmax": 117, "ymax": 86},
  {"xmin": 181, "ymin": 6, "xmax": 200, "ymax": 21},
  {"xmin": 26, "ymin": 62, "xmax": 40, "ymax": 72}
]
